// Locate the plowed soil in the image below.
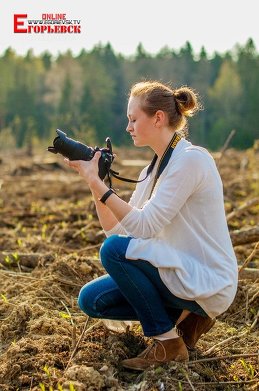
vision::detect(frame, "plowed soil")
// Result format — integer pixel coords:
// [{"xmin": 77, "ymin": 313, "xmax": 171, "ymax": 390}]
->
[{"xmin": 0, "ymin": 144, "xmax": 258, "ymax": 391}]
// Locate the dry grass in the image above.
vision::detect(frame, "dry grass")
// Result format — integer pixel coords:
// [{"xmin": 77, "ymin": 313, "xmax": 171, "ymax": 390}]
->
[{"xmin": 0, "ymin": 144, "xmax": 258, "ymax": 390}]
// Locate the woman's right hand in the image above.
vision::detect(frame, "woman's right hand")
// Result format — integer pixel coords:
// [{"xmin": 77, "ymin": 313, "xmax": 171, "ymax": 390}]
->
[{"xmin": 64, "ymin": 151, "xmax": 102, "ymax": 187}]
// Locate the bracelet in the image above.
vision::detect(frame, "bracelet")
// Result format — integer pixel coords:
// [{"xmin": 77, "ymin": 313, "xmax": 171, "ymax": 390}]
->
[{"xmin": 99, "ymin": 189, "xmax": 115, "ymax": 204}]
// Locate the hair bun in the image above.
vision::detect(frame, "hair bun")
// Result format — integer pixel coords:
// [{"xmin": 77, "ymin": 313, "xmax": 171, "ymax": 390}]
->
[
  {"xmin": 174, "ymin": 90, "xmax": 188, "ymax": 103},
  {"xmin": 174, "ymin": 87, "xmax": 200, "ymax": 117}
]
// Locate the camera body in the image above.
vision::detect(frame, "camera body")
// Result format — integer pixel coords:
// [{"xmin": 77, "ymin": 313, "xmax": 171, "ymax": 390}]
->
[{"xmin": 47, "ymin": 129, "xmax": 114, "ymax": 180}]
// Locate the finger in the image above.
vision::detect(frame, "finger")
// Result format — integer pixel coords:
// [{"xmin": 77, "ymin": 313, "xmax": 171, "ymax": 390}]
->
[
  {"xmin": 68, "ymin": 160, "xmax": 80, "ymax": 168},
  {"xmin": 93, "ymin": 151, "xmax": 101, "ymax": 161},
  {"xmin": 64, "ymin": 159, "xmax": 80, "ymax": 171}
]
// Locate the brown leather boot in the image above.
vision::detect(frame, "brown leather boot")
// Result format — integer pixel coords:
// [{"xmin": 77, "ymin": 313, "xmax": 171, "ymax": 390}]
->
[
  {"xmin": 177, "ymin": 313, "xmax": 216, "ymax": 349},
  {"xmin": 121, "ymin": 337, "xmax": 189, "ymax": 371}
]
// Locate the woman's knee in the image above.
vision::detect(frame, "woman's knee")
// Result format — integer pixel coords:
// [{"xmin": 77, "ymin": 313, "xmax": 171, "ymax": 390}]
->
[
  {"xmin": 100, "ymin": 235, "xmax": 130, "ymax": 269},
  {"xmin": 77, "ymin": 283, "xmax": 99, "ymax": 318},
  {"xmin": 78, "ymin": 275, "xmax": 118, "ymax": 318},
  {"xmin": 100, "ymin": 235, "xmax": 119, "ymax": 259}
]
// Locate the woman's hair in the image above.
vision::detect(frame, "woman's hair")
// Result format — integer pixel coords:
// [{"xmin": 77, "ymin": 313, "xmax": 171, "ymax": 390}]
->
[{"xmin": 129, "ymin": 80, "xmax": 201, "ymax": 135}]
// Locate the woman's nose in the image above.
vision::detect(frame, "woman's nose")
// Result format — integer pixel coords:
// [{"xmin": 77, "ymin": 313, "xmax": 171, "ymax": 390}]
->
[{"xmin": 126, "ymin": 122, "xmax": 132, "ymax": 132}]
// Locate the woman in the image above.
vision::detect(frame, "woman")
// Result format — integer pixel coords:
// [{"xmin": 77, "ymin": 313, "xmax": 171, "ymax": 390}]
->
[{"xmin": 65, "ymin": 81, "xmax": 238, "ymax": 371}]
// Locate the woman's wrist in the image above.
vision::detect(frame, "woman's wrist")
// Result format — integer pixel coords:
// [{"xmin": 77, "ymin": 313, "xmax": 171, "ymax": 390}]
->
[
  {"xmin": 88, "ymin": 176, "xmax": 104, "ymax": 190},
  {"xmin": 89, "ymin": 177, "xmax": 110, "ymax": 200},
  {"xmin": 99, "ymin": 189, "xmax": 115, "ymax": 204}
]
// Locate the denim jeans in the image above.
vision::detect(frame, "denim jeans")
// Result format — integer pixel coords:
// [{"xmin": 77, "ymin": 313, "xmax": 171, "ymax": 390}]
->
[{"xmin": 78, "ymin": 235, "xmax": 207, "ymax": 336}]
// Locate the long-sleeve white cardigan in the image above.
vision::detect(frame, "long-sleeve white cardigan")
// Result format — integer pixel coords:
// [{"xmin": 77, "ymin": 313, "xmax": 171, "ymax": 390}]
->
[{"xmin": 104, "ymin": 139, "xmax": 238, "ymax": 318}]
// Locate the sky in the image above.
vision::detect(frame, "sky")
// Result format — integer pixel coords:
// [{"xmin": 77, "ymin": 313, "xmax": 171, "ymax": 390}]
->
[{"xmin": 1, "ymin": 0, "xmax": 258, "ymax": 58}]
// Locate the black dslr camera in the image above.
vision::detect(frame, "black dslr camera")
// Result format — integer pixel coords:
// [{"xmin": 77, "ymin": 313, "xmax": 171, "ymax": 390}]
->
[{"xmin": 47, "ymin": 129, "xmax": 114, "ymax": 180}]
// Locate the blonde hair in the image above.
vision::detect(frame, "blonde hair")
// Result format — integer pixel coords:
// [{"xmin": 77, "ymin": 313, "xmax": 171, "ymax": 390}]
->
[{"xmin": 129, "ymin": 80, "xmax": 201, "ymax": 134}]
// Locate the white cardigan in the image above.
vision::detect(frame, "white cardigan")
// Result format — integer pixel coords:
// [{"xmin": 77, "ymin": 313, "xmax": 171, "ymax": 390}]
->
[{"xmin": 105, "ymin": 139, "xmax": 238, "ymax": 318}]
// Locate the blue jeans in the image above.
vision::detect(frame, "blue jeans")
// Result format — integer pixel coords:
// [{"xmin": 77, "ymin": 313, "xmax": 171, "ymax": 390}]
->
[{"xmin": 78, "ymin": 235, "xmax": 207, "ymax": 337}]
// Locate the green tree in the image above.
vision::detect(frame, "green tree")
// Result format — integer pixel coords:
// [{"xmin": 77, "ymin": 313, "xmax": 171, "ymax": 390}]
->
[
  {"xmin": 1, "ymin": 41, "xmax": 258, "ymax": 150},
  {"xmin": 207, "ymin": 60, "xmax": 242, "ymax": 149},
  {"xmin": 78, "ymin": 48, "xmax": 116, "ymax": 144},
  {"xmin": 236, "ymin": 38, "xmax": 259, "ymax": 147}
]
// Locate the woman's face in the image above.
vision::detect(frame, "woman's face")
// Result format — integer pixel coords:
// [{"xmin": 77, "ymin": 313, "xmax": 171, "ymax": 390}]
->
[{"xmin": 126, "ymin": 96, "xmax": 155, "ymax": 147}]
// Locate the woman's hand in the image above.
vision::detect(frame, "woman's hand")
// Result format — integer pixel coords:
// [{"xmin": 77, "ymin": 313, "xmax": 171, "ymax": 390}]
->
[
  {"xmin": 64, "ymin": 151, "xmax": 102, "ymax": 187},
  {"xmin": 65, "ymin": 150, "xmax": 133, "ymax": 227}
]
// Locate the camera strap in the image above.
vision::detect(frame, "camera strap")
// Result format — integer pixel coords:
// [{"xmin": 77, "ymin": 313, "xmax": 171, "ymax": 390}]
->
[{"xmin": 108, "ymin": 132, "xmax": 182, "ymax": 196}]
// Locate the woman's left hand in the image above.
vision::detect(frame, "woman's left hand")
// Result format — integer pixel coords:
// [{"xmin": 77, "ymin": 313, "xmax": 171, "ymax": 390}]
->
[{"xmin": 64, "ymin": 151, "xmax": 102, "ymax": 186}]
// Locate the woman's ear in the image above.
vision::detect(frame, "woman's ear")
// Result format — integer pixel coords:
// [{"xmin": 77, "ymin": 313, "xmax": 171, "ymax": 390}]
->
[{"xmin": 154, "ymin": 110, "xmax": 166, "ymax": 127}]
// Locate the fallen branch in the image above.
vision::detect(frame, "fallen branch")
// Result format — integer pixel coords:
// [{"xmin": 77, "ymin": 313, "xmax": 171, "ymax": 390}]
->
[
  {"xmin": 227, "ymin": 198, "xmax": 259, "ymax": 222},
  {"xmin": 188, "ymin": 352, "xmax": 259, "ymax": 365},
  {"xmin": 54, "ymin": 276, "xmax": 82, "ymax": 287},
  {"xmin": 65, "ymin": 317, "xmax": 90, "ymax": 371},
  {"xmin": 193, "ymin": 379, "xmax": 258, "ymax": 386},
  {"xmin": 65, "ymin": 318, "xmax": 102, "ymax": 372},
  {"xmin": 249, "ymin": 290, "xmax": 259, "ymax": 305},
  {"xmin": 0, "ymin": 270, "xmax": 49, "ymax": 279},
  {"xmin": 61, "ymin": 300, "xmax": 74, "ymax": 326},
  {"xmin": 0, "ymin": 252, "xmax": 55, "ymax": 268},
  {"xmin": 204, "ymin": 313, "xmax": 259, "ymax": 356},
  {"xmin": 205, "ymin": 331, "xmax": 248, "ymax": 356},
  {"xmin": 72, "ymin": 221, "xmax": 98, "ymax": 239},
  {"xmin": 231, "ymin": 226, "xmax": 259, "ymax": 246},
  {"xmin": 166, "ymin": 377, "xmax": 258, "ymax": 386},
  {"xmin": 181, "ymin": 368, "xmax": 196, "ymax": 390},
  {"xmin": 238, "ymin": 267, "xmax": 259, "ymax": 280},
  {"xmin": 76, "ymin": 243, "xmax": 102, "ymax": 253},
  {"xmin": 250, "ymin": 310, "xmax": 259, "ymax": 331},
  {"xmin": 216, "ymin": 129, "xmax": 236, "ymax": 167},
  {"xmin": 239, "ymin": 242, "xmax": 259, "ymax": 273},
  {"xmin": 203, "ymin": 331, "xmax": 248, "ymax": 356}
]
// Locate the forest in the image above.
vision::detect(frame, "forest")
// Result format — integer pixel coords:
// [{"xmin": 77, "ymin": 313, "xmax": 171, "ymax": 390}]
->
[
  {"xmin": 0, "ymin": 38, "xmax": 259, "ymax": 390},
  {"xmin": 0, "ymin": 38, "xmax": 258, "ymax": 151}
]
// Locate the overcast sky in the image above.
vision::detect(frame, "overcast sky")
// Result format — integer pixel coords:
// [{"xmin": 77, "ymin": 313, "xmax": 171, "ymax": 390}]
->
[{"xmin": 1, "ymin": 0, "xmax": 258, "ymax": 57}]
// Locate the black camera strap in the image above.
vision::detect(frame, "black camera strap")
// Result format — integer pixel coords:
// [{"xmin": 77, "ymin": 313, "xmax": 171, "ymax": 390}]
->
[{"xmin": 108, "ymin": 132, "xmax": 182, "ymax": 197}]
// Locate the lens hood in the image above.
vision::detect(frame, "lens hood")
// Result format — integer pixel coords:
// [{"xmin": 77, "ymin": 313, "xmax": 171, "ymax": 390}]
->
[
  {"xmin": 48, "ymin": 129, "xmax": 95, "ymax": 161},
  {"xmin": 47, "ymin": 129, "xmax": 115, "ymax": 181}
]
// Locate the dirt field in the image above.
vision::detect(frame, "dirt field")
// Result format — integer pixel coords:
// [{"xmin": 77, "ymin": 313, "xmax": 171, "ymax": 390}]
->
[{"xmin": 0, "ymin": 143, "xmax": 258, "ymax": 391}]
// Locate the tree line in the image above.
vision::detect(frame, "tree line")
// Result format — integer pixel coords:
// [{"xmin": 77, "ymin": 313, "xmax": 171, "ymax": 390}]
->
[{"xmin": 0, "ymin": 38, "xmax": 258, "ymax": 151}]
